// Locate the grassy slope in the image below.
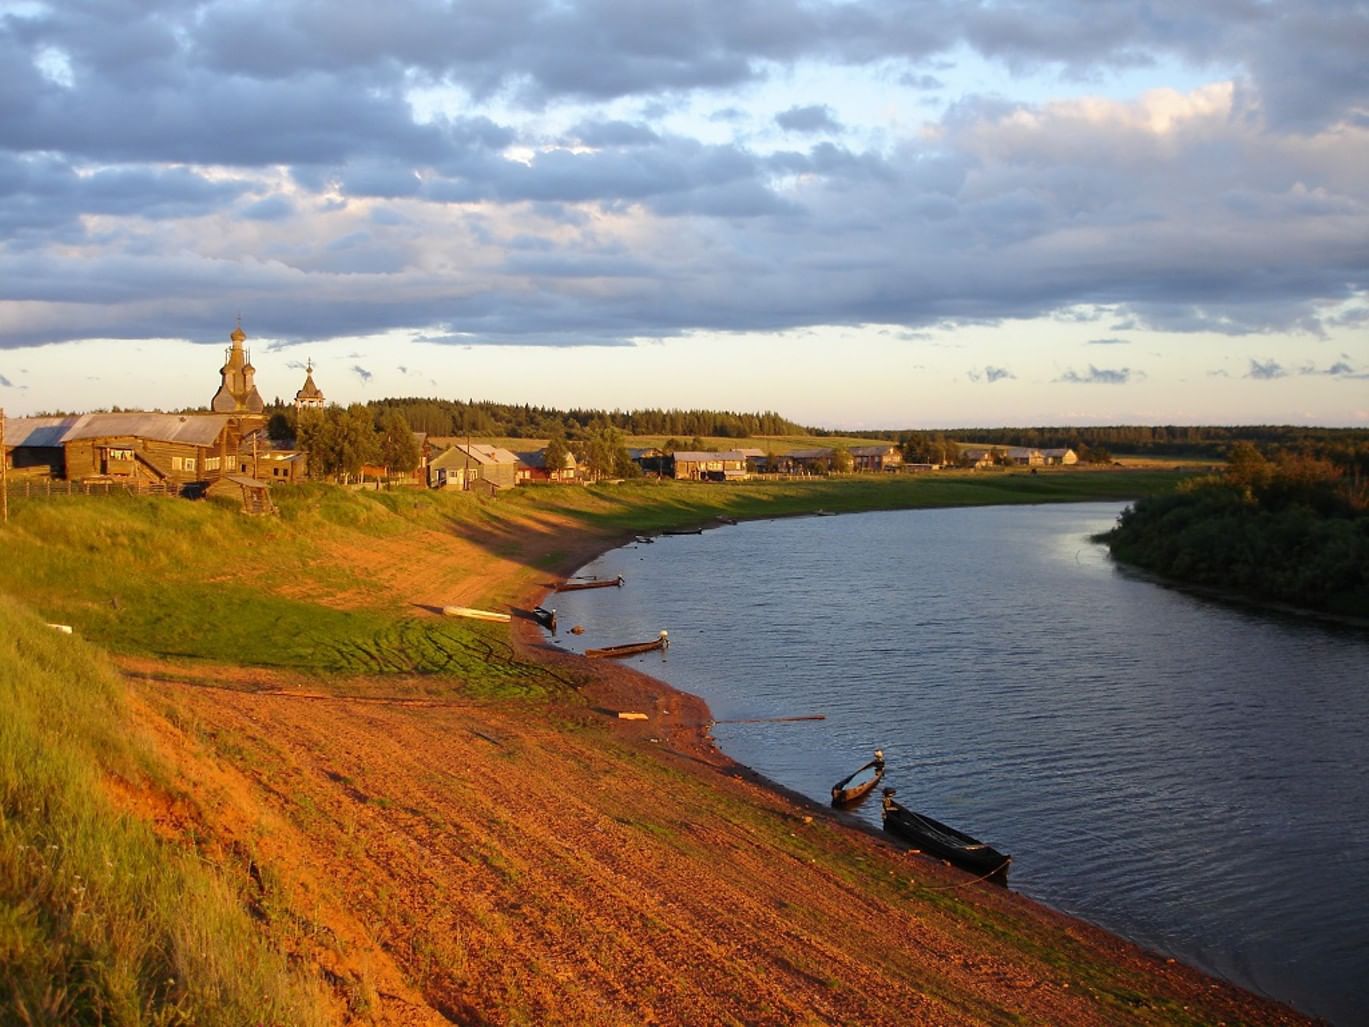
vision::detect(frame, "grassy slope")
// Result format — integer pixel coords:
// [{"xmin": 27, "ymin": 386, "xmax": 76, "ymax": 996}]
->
[{"xmin": 0, "ymin": 594, "xmax": 330, "ymax": 1025}]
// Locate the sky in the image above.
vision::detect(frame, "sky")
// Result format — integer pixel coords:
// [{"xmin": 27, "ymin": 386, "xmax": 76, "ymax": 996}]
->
[{"xmin": 1, "ymin": 0, "xmax": 1367, "ymax": 429}]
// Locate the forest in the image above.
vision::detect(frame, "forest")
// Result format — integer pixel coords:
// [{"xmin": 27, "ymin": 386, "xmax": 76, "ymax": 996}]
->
[{"xmin": 1102, "ymin": 443, "xmax": 1369, "ymax": 619}]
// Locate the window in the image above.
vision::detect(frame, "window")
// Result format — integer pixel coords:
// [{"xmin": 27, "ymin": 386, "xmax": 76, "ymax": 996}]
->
[
  {"xmin": 204, "ymin": 457, "xmax": 221, "ymax": 471},
  {"xmin": 108, "ymin": 447, "xmax": 133, "ymax": 461}
]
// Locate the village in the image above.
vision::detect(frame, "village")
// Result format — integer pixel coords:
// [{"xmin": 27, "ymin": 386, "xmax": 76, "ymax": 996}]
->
[{"xmin": 1, "ymin": 322, "xmax": 1080, "ymax": 514}]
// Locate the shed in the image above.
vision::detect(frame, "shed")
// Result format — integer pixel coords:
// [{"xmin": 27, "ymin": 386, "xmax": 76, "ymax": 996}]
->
[
  {"xmin": 205, "ymin": 474, "xmax": 276, "ymax": 515},
  {"xmin": 669, "ymin": 451, "xmax": 749, "ymax": 481}
]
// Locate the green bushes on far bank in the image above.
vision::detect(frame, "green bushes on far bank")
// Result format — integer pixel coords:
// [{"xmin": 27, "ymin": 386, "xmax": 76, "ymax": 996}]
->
[
  {"xmin": 1103, "ymin": 449, "xmax": 1369, "ymax": 618},
  {"xmin": 0, "ymin": 594, "xmax": 330, "ymax": 1025}
]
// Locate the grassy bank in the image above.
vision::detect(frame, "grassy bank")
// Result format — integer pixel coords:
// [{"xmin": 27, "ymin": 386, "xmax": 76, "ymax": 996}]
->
[
  {"xmin": 0, "ymin": 594, "xmax": 329, "ymax": 1025},
  {"xmin": 0, "ymin": 471, "xmax": 1183, "ymax": 678}
]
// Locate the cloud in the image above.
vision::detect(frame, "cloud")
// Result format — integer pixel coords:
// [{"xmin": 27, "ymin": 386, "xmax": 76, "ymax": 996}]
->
[
  {"xmin": 351, "ymin": 364, "xmax": 373, "ymax": 383},
  {"xmin": 968, "ymin": 366, "xmax": 1015, "ymax": 383},
  {"xmin": 0, "ymin": 0, "xmax": 1367, "ymax": 361},
  {"xmin": 0, "ymin": 373, "xmax": 13, "ymax": 387},
  {"xmin": 1247, "ymin": 359, "xmax": 1287, "ymax": 380},
  {"xmin": 1055, "ymin": 365, "xmax": 1135, "ymax": 384},
  {"xmin": 1086, "ymin": 337, "xmax": 1129, "ymax": 346},
  {"xmin": 775, "ymin": 104, "xmax": 842, "ymax": 133}
]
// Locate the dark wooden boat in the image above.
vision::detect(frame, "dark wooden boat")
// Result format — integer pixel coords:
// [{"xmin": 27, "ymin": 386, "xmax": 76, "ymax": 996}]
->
[
  {"xmin": 880, "ymin": 788, "xmax": 1010, "ymax": 880},
  {"xmin": 831, "ymin": 750, "xmax": 885, "ymax": 806},
  {"xmin": 633, "ymin": 535, "xmax": 655, "ymax": 544},
  {"xmin": 663, "ymin": 527, "xmax": 703, "ymax": 535},
  {"xmin": 585, "ymin": 631, "xmax": 669, "ymax": 659},
  {"xmin": 555, "ymin": 575, "xmax": 625, "ymax": 592},
  {"xmin": 715, "ymin": 514, "xmax": 738, "ymax": 525},
  {"xmin": 533, "ymin": 606, "xmax": 557, "ymax": 632}
]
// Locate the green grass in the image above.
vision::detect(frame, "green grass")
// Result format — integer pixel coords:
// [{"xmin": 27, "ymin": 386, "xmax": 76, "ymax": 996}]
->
[
  {"xmin": 0, "ymin": 471, "xmax": 1184, "ymax": 685},
  {"xmin": 0, "ymin": 593, "xmax": 330, "ymax": 1025}
]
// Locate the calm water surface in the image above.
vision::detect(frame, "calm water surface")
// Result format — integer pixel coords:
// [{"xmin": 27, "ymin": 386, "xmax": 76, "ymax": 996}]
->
[{"xmin": 548, "ymin": 503, "xmax": 1369, "ymax": 1025}]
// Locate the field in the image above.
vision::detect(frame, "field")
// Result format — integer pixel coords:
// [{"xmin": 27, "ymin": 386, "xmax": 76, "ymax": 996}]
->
[{"xmin": 0, "ymin": 471, "xmax": 1311, "ymax": 1025}]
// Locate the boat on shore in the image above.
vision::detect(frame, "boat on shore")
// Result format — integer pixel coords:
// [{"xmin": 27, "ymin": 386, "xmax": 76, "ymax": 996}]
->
[
  {"xmin": 555, "ymin": 575, "xmax": 625, "ymax": 592},
  {"xmin": 442, "ymin": 606, "xmax": 512, "ymax": 623},
  {"xmin": 830, "ymin": 750, "xmax": 885, "ymax": 806},
  {"xmin": 881, "ymin": 788, "xmax": 1010, "ymax": 881},
  {"xmin": 533, "ymin": 606, "xmax": 557, "ymax": 632},
  {"xmin": 663, "ymin": 527, "xmax": 703, "ymax": 536},
  {"xmin": 715, "ymin": 514, "xmax": 738, "ymax": 525},
  {"xmin": 585, "ymin": 631, "xmax": 670, "ymax": 659}
]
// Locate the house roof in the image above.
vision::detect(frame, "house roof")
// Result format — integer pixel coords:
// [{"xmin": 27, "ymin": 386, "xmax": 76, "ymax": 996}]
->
[
  {"xmin": 513, "ymin": 449, "xmax": 576, "ymax": 471},
  {"xmin": 3, "ymin": 416, "xmax": 79, "ymax": 448},
  {"xmin": 4, "ymin": 412, "xmax": 246, "ymax": 449},
  {"xmin": 671, "ymin": 450, "xmax": 748, "ymax": 462},
  {"xmin": 850, "ymin": 445, "xmax": 899, "ymax": 457},
  {"xmin": 431, "ymin": 442, "xmax": 520, "ymax": 468}
]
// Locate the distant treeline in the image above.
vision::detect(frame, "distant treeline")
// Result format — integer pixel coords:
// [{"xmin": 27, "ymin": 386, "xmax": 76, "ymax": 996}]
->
[
  {"xmin": 321, "ymin": 398, "xmax": 805, "ymax": 440},
  {"xmin": 855, "ymin": 425, "xmax": 1369, "ymax": 461},
  {"xmin": 1102, "ymin": 444, "xmax": 1369, "ymax": 618}
]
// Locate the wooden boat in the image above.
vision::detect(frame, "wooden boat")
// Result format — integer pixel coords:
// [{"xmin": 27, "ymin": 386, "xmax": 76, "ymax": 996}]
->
[
  {"xmin": 585, "ymin": 631, "xmax": 669, "ymax": 659},
  {"xmin": 880, "ymin": 788, "xmax": 1010, "ymax": 880},
  {"xmin": 830, "ymin": 750, "xmax": 885, "ymax": 806},
  {"xmin": 442, "ymin": 606, "xmax": 511, "ymax": 623},
  {"xmin": 554, "ymin": 575, "xmax": 625, "ymax": 592},
  {"xmin": 533, "ymin": 606, "xmax": 557, "ymax": 632},
  {"xmin": 715, "ymin": 514, "xmax": 738, "ymax": 525},
  {"xmin": 663, "ymin": 527, "xmax": 703, "ymax": 535},
  {"xmin": 633, "ymin": 535, "xmax": 655, "ymax": 544}
]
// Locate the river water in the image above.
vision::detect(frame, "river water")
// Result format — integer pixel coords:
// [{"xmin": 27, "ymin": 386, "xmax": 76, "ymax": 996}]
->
[{"xmin": 546, "ymin": 502, "xmax": 1369, "ymax": 1025}]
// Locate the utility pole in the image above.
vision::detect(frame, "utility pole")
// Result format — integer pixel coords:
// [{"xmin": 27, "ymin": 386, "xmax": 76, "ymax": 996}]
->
[{"xmin": 1, "ymin": 406, "xmax": 7, "ymax": 524}]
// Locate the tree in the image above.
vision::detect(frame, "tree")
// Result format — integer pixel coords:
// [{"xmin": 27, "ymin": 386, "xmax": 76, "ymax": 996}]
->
[
  {"xmin": 830, "ymin": 445, "xmax": 854, "ymax": 474},
  {"xmin": 378, "ymin": 411, "xmax": 421, "ymax": 479},
  {"xmin": 543, "ymin": 433, "xmax": 571, "ymax": 480},
  {"xmin": 293, "ymin": 407, "xmax": 331, "ymax": 479}
]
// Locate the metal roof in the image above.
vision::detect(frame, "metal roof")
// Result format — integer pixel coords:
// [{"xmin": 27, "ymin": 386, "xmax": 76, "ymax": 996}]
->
[
  {"xmin": 671, "ymin": 451, "xmax": 749, "ymax": 462},
  {"xmin": 2, "ymin": 416, "xmax": 79, "ymax": 448},
  {"xmin": 62, "ymin": 412, "xmax": 241, "ymax": 447},
  {"xmin": 4, "ymin": 412, "xmax": 246, "ymax": 449}
]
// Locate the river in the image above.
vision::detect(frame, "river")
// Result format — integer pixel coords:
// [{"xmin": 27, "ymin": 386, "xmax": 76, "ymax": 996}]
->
[{"xmin": 546, "ymin": 502, "xmax": 1369, "ymax": 1025}]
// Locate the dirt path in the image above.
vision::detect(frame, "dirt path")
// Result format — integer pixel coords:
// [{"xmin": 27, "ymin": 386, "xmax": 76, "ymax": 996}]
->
[{"xmin": 112, "ymin": 505, "xmax": 1313, "ymax": 1025}]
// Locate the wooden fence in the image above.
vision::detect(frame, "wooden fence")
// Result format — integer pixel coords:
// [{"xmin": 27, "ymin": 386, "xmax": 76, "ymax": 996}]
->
[{"xmin": 3, "ymin": 478, "xmax": 184, "ymax": 500}]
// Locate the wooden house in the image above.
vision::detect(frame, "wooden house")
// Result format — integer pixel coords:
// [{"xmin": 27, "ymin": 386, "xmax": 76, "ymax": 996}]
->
[
  {"xmin": 514, "ymin": 448, "xmax": 579, "ymax": 484},
  {"xmin": 669, "ymin": 451, "xmax": 749, "ymax": 481},
  {"xmin": 60, "ymin": 412, "xmax": 262, "ymax": 488},
  {"xmin": 850, "ymin": 445, "xmax": 904, "ymax": 472},
  {"xmin": 1043, "ymin": 447, "xmax": 1079, "ymax": 465},
  {"xmin": 775, "ymin": 448, "xmax": 833, "ymax": 474},
  {"xmin": 2, "ymin": 415, "xmax": 76, "ymax": 476},
  {"xmin": 428, "ymin": 442, "xmax": 520, "ymax": 490}
]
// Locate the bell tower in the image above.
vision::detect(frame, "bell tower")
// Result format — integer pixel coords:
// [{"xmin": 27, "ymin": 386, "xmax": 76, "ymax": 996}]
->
[{"xmin": 210, "ymin": 318, "xmax": 266, "ymax": 413}]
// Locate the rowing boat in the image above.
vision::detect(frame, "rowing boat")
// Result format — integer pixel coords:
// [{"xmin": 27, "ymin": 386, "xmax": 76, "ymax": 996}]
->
[
  {"xmin": 830, "ymin": 750, "xmax": 884, "ymax": 806},
  {"xmin": 880, "ymin": 788, "xmax": 1010, "ymax": 880},
  {"xmin": 585, "ymin": 631, "xmax": 669, "ymax": 659},
  {"xmin": 442, "ymin": 606, "xmax": 511, "ymax": 623},
  {"xmin": 555, "ymin": 575, "xmax": 625, "ymax": 592}
]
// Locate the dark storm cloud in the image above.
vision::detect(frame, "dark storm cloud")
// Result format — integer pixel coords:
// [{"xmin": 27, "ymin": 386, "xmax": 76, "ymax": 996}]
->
[{"xmin": 1, "ymin": 0, "xmax": 1367, "ymax": 354}]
